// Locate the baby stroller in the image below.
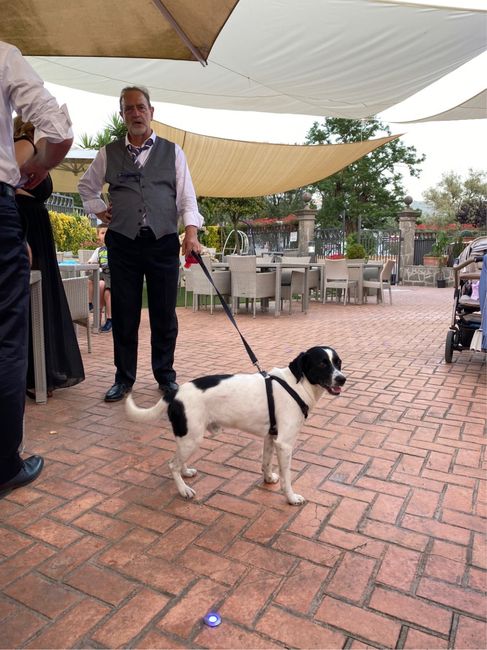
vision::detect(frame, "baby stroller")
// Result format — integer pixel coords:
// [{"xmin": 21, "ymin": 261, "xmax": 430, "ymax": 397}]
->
[{"xmin": 445, "ymin": 236, "xmax": 487, "ymax": 363}]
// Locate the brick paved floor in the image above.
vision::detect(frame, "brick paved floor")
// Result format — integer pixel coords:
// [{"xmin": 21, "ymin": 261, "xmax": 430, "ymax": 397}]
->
[{"xmin": 1, "ymin": 286, "xmax": 486, "ymax": 649}]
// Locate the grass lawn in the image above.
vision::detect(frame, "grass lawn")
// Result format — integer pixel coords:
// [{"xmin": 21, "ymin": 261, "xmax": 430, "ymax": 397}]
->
[{"xmin": 142, "ymin": 285, "xmax": 192, "ymax": 309}]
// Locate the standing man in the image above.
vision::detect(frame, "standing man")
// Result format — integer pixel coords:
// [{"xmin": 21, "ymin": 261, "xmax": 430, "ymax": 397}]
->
[
  {"xmin": 79, "ymin": 86, "xmax": 203, "ymax": 402},
  {"xmin": 0, "ymin": 41, "xmax": 73, "ymax": 495}
]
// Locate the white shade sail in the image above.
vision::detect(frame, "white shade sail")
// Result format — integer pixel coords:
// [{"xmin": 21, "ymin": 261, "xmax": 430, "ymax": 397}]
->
[
  {"xmin": 396, "ymin": 89, "xmax": 487, "ymax": 122},
  {"xmin": 50, "ymin": 121, "xmax": 398, "ymax": 197},
  {"xmin": 24, "ymin": 0, "xmax": 487, "ymax": 119}
]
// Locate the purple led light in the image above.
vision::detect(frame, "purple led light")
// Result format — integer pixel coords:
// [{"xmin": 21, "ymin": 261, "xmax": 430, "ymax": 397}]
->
[{"xmin": 203, "ymin": 612, "xmax": 222, "ymax": 627}]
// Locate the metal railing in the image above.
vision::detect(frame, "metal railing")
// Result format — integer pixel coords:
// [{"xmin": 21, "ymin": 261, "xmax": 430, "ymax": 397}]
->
[{"xmin": 46, "ymin": 193, "xmax": 86, "ymax": 217}]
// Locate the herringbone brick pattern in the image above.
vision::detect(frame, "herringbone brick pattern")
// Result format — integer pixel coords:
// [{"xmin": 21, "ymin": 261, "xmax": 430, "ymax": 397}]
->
[{"xmin": 1, "ymin": 287, "xmax": 486, "ymax": 649}]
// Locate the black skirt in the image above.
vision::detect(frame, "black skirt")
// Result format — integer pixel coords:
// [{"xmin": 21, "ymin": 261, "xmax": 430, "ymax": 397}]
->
[{"xmin": 17, "ymin": 194, "xmax": 85, "ymax": 393}]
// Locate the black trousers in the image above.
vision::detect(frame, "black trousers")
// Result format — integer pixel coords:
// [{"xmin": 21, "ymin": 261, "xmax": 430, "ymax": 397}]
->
[
  {"xmin": 105, "ymin": 229, "xmax": 180, "ymax": 387},
  {"xmin": 0, "ymin": 196, "xmax": 29, "ymax": 482}
]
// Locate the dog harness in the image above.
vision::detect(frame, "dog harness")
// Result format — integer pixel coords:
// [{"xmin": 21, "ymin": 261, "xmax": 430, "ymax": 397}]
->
[{"xmin": 264, "ymin": 374, "xmax": 309, "ymax": 435}]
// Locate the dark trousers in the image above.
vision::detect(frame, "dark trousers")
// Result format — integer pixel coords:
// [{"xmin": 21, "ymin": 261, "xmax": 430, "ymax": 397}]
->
[
  {"xmin": 0, "ymin": 196, "xmax": 29, "ymax": 482},
  {"xmin": 105, "ymin": 229, "xmax": 180, "ymax": 386}
]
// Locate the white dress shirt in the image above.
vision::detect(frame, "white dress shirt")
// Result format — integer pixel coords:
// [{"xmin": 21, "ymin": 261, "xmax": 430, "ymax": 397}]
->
[
  {"xmin": 78, "ymin": 132, "xmax": 203, "ymax": 229},
  {"xmin": 0, "ymin": 41, "xmax": 73, "ymax": 187}
]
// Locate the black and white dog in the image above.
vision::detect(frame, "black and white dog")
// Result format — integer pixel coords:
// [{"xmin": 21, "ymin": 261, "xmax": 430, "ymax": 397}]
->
[{"xmin": 126, "ymin": 346, "xmax": 346, "ymax": 505}]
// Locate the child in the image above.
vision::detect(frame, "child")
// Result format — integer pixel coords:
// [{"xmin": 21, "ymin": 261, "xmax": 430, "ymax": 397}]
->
[{"xmin": 88, "ymin": 227, "xmax": 112, "ymax": 332}]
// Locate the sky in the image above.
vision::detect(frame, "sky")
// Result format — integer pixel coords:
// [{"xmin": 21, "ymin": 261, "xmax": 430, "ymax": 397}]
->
[{"xmin": 45, "ymin": 46, "xmax": 486, "ymax": 204}]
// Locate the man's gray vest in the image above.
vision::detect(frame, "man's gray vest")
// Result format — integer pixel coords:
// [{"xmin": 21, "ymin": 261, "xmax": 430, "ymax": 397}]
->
[{"xmin": 105, "ymin": 137, "xmax": 178, "ymax": 240}]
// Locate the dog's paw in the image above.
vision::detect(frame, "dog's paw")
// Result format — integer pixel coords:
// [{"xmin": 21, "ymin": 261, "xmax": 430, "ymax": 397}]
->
[
  {"xmin": 287, "ymin": 493, "xmax": 305, "ymax": 505},
  {"xmin": 264, "ymin": 472, "xmax": 279, "ymax": 484},
  {"xmin": 179, "ymin": 485, "xmax": 196, "ymax": 499},
  {"xmin": 182, "ymin": 467, "xmax": 197, "ymax": 478}
]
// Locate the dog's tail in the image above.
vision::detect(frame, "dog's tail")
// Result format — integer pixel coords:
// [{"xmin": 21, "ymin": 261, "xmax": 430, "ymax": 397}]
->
[{"xmin": 125, "ymin": 393, "xmax": 166, "ymax": 423}]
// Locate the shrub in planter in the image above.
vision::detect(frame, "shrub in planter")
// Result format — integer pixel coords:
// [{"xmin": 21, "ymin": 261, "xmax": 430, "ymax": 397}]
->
[
  {"xmin": 346, "ymin": 243, "xmax": 367, "ymax": 260},
  {"xmin": 49, "ymin": 211, "xmax": 96, "ymax": 256},
  {"xmin": 423, "ymin": 231, "xmax": 450, "ymax": 284}
]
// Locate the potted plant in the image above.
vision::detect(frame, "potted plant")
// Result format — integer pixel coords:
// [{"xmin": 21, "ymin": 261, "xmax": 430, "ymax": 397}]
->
[
  {"xmin": 424, "ymin": 231, "xmax": 450, "ymax": 287},
  {"xmin": 346, "ymin": 243, "xmax": 367, "ymax": 261},
  {"xmin": 345, "ymin": 233, "xmax": 367, "ymax": 262}
]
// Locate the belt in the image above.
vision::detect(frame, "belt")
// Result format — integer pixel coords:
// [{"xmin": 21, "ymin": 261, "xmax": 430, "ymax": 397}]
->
[
  {"xmin": 0, "ymin": 181, "xmax": 15, "ymax": 198},
  {"xmin": 136, "ymin": 226, "xmax": 155, "ymax": 239}
]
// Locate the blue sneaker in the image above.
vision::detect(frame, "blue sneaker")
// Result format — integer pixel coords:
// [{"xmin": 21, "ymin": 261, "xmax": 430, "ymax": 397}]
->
[{"xmin": 100, "ymin": 319, "xmax": 112, "ymax": 332}]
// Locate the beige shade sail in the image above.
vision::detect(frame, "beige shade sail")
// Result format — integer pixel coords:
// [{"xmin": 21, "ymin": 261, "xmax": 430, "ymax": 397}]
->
[
  {"xmin": 50, "ymin": 120, "xmax": 398, "ymax": 197},
  {"xmin": 2, "ymin": 0, "xmax": 239, "ymax": 63},
  {"xmin": 24, "ymin": 0, "xmax": 486, "ymax": 119}
]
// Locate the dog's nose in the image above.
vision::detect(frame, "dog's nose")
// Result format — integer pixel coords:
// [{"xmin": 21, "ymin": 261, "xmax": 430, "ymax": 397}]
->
[{"xmin": 336, "ymin": 374, "xmax": 346, "ymax": 386}]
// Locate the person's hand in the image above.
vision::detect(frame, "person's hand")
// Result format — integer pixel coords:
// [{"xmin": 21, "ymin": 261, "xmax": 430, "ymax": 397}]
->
[
  {"xmin": 19, "ymin": 159, "xmax": 49, "ymax": 189},
  {"xmin": 181, "ymin": 225, "xmax": 202, "ymax": 256},
  {"xmin": 97, "ymin": 205, "xmax": 112, "ymax": 224}
]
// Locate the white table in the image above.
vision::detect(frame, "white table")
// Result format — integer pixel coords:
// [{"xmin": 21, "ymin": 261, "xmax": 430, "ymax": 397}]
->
[
  {"xmin": 214, "ymin": 260, "xmax": 317, "ymax": 316},
  {"xmin": 58, "ymin": 262, "xmax": 101, "ymax": 331},
  {"xmin": 30, "ymin": 270, "xmax": 47, "ymax": 404}
]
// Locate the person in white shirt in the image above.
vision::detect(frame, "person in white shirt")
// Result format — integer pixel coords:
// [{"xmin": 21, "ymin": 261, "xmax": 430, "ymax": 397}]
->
[
  {"xmin": 0, "ymin": 41, "xmax": 73, "ymax": 496},
  {"xmin": 78, "ymin": 86, "xmax": 203, "ymax": 403}
]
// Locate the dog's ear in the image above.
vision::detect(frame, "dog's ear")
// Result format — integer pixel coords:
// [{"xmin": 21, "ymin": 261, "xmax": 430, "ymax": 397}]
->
[{"xmin": 289, "ymin": 352, "xmax": 306, "ymax": 381}]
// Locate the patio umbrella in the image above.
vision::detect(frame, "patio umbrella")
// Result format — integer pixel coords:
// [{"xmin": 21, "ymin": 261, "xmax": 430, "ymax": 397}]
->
[{"xmin": 50, "ymin": 121, "xmax": 398, "ymax": 197}]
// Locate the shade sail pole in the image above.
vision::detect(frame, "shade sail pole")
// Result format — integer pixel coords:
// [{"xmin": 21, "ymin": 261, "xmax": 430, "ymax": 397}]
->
[{"xmin": 151, "ymin": 0, "xmax": 208, "ymax": 66}]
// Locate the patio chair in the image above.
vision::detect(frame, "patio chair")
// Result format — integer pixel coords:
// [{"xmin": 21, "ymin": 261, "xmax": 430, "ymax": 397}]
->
[
  {"xmin": 322, "ymin": 259, "xmax": 358, "ymax": 304},
  {"xmin": 363, "ymin": 259, "xmax": 395, "ymax": 304},
  {"xmin": 280, "ymin": 259, "xmax": 320, "ymax": 313},
  {"xmin": 78, "ymin": 249, "xmax": 94, "ymax": 263},
  {"xmin": 191, "ymin": 255, "xmax": 231, "ymax": 314},
  {"xmin": 228, "ymin": 255, "xmax": 276, "ymax": 317},
  {"xmin": 62, "ymin": 276, "xmax": 92, "ymax": 352}
]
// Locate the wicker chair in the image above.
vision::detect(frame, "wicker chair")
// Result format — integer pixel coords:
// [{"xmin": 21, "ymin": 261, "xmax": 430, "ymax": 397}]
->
[
  {"xmin": 228, "ymin": 255, "xmax": 276, "ymax": 317},
  {"xmin": 322, "ymin": 259, "xmax": 358, "ymax": 304},
  {"xmin": 279, "ymin": 256, "xmax": 320, "ymax": 312},
  {"xmin": 363, "ymin": 259, "xmax": 395, "ymax": 304},
  {"xmin": 62, "ymin": 276, "xmax": 92, "ymax": 352},
  {"xmin": 191, "ymin": 255, "xmax": 231, "ymax": 314},
  {"xmin": 78, "ymin": 249, "xmax": 94, "ymax": 263}
]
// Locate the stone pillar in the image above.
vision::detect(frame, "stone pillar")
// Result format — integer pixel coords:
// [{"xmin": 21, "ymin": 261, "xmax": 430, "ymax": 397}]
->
[
  {"xmin": 398, "ymin": 196, "xmax": 420, "ymax": 268},
  {"xmin": 295, "ymin": 192, "xmax": 317, "ymax": 256}
]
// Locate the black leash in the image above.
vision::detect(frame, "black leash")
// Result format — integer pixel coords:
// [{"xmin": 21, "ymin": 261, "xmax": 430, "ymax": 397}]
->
[
  {"xmin": 191, "ymin": 253, "xmax": 309, "ymax": 434},
  {"xmin": 191, "ymin": 252, "xmax": 262, "ymax": 371}
]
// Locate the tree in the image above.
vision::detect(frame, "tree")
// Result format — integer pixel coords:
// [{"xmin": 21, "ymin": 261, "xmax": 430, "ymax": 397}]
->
[
  {"xmin": 198, "ymin": 196, "xmax": 268, "ymax": 253},
  {"xmin": 456, "ymin": 170, "xmax": 486, "ymax": 230},
  {"xmin": 78, "ymin": 113, "xmax": 127, "ymax": 149},
  {"xmin": 423, "ymin": 169, "xmax": 487, "ymax": 229},
  {"xmin": 265, "ymin": 189, "xmax": 313, "ymax": 218},
  {"xmin": 305, "ymin": 118, "xmax": 425, "ymax": 232}
]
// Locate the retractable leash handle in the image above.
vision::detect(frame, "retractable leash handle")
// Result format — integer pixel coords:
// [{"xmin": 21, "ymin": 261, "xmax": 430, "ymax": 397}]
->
[{"xmin": 189, "ymin": 253, "xmax": 264, "ymax": 373}]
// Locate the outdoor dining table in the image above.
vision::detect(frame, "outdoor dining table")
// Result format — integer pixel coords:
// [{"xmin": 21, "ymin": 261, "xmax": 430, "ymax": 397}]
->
[
  {"xmin": 214, "ymin": 259, "xmax": 384, "ymax": 316},
  {"xmin": 213, "ymin": 260, "xmax": 319, "ymax": 316},
  {"xmin": 58, "ymin": 261, "xmax": 101, "ymax": 331}
]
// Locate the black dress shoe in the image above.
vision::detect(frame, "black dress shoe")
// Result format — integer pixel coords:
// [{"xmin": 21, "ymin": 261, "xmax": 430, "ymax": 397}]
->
[
  {"xmin": 0, "ymin": 455, "xmax": 44, "ymax": 495},
  {"xmin": 158, "ymin": 381, "xmax": 179, "ymax": 396},
  {"xmin": 104, "ymin": 383, "xmax": 131, "ymax": 402}
]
